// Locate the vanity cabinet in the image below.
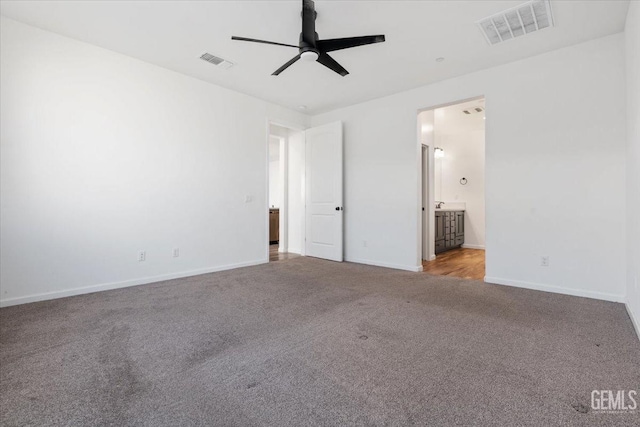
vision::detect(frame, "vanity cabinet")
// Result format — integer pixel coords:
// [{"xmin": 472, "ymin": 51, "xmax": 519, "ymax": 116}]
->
[
  {"xmin": 269, "ymin": 209, "xmax": 279, "ymax": 244},
  {"xmin": 435, "ymin": 210, "xmax": 465, "ymax": 254}
]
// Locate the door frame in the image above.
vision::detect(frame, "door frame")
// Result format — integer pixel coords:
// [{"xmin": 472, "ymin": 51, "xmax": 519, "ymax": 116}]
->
[
  {"xmin": 265, "ymin": 119, "xmax": 306, "ymax": 261},
  {"xmin": 416, "ymin": 95, "xmax": 485, "ymax": 266},
  {"xmin": 268, "ymin": 134, "xmax": 287, "ymax": 253},
  {"xmin": 421, "ymin": 144, "xmax": 435, "ymax": 261}
]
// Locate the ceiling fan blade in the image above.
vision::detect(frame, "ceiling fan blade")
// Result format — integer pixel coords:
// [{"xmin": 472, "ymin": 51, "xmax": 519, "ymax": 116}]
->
[
  {"xmin": 231, "ymin": 36, "xmax": 298, "ymax": 49},
  {"xmin": 317, "ymin": 52, "xmax": 349, "ymax": 77},
  {"xmin": 272, "ymin": 54, "xmax": 302, "ymax": 76},
  {"xmin": 301, "ymin": 0, "xmax": 317, "ymax": 46},
  {"xmin": 317, "ymin": 35, "xmax": 386, "ymax": 52}
]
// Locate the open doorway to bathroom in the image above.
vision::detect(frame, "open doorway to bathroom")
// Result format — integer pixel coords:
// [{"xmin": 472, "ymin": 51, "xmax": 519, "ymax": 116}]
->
[
  {"xmin": 267, "ymin": 123, "xmax": 303, "ymax": 262},
  {"xmin": 418, "ymin": 97, "xmax": 485, "ymax": 280}
]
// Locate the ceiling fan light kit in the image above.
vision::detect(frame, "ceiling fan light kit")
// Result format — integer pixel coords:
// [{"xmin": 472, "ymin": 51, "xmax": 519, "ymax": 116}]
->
[
  {"xmin": 300, "ymin": 51, "xmax": 319, "ymax": 62},
  {"xmin": 232, "ymin": 0, "xmax": 385, "ymax": 76}
]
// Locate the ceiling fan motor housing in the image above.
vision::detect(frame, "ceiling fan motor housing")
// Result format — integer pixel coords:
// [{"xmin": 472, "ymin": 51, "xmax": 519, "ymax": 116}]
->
[{"xmin": 300, "ymin": 32, "xmax": 320, "ymax": 61}]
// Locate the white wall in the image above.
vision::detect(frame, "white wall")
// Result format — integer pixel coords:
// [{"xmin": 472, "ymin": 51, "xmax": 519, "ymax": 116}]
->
[
  {"xmin": 1, "ymin": 16, "xmax": 632, "ymax": 311},
  {"xmin": 312, "ymin": 33, "xmax": 627, "ymax": 301},
  {"xmin": 0, "ymin": 17, "xmax": 308, "ymax": 306},
  {"xmin": 625, "ymin": 2, "xmax": 640, "ymax": 337},
  {"xmin": 434, "ymin": 157, "xmax": 443, "ymax": 203},
  {"xmin": 434, "ymin": 103, "xmax": 485, "ymax": 249}
]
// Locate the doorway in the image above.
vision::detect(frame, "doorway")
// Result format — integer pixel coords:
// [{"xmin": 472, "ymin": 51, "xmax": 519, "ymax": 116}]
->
[
  {"xmin": 418, "ymin": 97, "xmax": 486, "ymax": 280},
  {"xmin": 267, "ymin": 123, "xmax": 302, "ymax": 262},
  {"xmin": 266, "ymin": 120, "xmax": 345, "ymax": 263}
]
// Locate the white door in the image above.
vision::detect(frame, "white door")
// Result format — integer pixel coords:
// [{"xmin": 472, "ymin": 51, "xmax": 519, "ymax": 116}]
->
[{"xmin": 305, "ymin": 121, "xmax": 343, "ymax": 261}]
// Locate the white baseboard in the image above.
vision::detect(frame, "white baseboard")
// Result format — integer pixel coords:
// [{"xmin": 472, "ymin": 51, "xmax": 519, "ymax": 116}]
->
[
  {"xmin": 0, "ymin": 259, "xmax": 268, "ymax": 308},
  {"xmin": 347, "ymin": 257, "xmax": 423, "ymax": 272},
  {"xmin": 626, "ymin": 303, "xmax": 640, "ymax": 341},
  {"xmin": 423, "ymin": 255, "xmax": 436, "ymax": 262},
  {"xmin": 462, "ymin": 244, "xmax": 485, "ymax": 250},
  {"xmin": 484, "ymin": 276, "xmax": 625, "ymax": 303}
]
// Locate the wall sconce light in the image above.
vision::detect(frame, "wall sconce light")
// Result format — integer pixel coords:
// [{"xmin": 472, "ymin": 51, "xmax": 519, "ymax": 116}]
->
[{"xmin": 434, "ymin": 147, "xmax": 444, "ymax": 158}]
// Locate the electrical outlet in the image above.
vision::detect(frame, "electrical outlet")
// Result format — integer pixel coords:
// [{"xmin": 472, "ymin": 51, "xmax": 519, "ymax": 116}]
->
[
  {"xmin": 138, "ymin": 251, "xmax": 146, "ymax": 262},
  {"xmin": 363, "ymin": 240, "xmax": 368, "ymax": 247},
  {"xmin": 173, "ymin": 248, "xmax": 180, "ymax": 258},
  {"xmin": 245, "ymin": 195, "xmax": 253, "ymax": 203},
  {"xmin": 541, "ymin": 256, "xmax": 549, "ymax": 267}
]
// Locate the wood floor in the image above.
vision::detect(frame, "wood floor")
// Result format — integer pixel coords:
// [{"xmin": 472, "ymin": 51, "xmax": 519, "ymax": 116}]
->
[
  {"xmin": 422, "ymin": 248, "xmax": 485, "ymax": 281},
  {"xmin": 269, "ymin": 243, "xmax": 483, "ymax": 280},
  {"xmin": 269, "ymin": 244, "xmax": 300, "ymax": 262}
]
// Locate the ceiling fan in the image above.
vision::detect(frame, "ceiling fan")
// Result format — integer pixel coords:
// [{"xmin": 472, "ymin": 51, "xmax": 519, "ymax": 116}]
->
[{"xmin": 232, "ymin": 0, "xmax": 385, "ymax": 76}]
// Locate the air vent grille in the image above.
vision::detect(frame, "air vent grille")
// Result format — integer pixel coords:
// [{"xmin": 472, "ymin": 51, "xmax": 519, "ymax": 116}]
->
[
  {"xmin": 477, "ymin": 0, "xmax": 554, "ymax": 45},
  {"xmin": 462, "ymin": 106, "xmax": 484, "ymax": 115},
  {"xmin": 200, "ymin": 53, "xmax": 234, "ymax": 69}
]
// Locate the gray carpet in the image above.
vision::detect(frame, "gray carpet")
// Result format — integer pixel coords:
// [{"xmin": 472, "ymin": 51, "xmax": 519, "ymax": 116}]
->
[{"xmin": 1, "ymin": 257, "xmax": 639, "ymax": 426}]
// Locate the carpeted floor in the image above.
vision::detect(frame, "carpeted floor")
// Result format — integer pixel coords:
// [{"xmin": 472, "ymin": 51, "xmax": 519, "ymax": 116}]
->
[{"xmin": 1, "ymin": 257, "xmax": 639, "ymax": 426}]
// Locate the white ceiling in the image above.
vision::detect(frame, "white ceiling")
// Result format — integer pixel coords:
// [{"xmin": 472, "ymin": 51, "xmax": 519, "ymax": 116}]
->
[{"xmin": 0, "ymin": 1, "xmax": 630, "ymax": 115}]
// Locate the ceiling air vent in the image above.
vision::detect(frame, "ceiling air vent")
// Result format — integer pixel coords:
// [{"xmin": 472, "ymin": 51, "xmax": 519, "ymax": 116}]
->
[
  {"xmin": 462, "ymin": 106, "xmax": 484, "ymax": 115},
  {"xmin": 200, "ymin": 52, "xmax": 234, "ymax": 69},
  {"xmin": 477, "ymin": 0, "xmax": 554, "ymax": 45}
]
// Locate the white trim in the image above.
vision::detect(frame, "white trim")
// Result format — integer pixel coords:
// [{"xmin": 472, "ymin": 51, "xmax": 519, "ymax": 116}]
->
[
  {"xmin": 423, "ymin": 255, "xmax": 437, "ymax": 262},
  {"xmin": 462, "ymin": 244, "xmax": 485, "ymax": 250},
  {"xmin": 626, "ymin": 303, "xmax": 640, "ymax": 341},
  {"xmin": 278, "ymin": 135, "xmax": 289, "ymax": 254},
  {"xmin": 0, "ymin": 259, "xmax": 267, "ymax": 308},
  {"xmin": 265, "ymin": 120, "xmax": 272, "ymax": 261},
  {"xmin": 484, "ymin": 276, "xmax": 625, "ymax": 303},
  {"xmin": 347, "ymin": 257, "xmax": 423, "ymax": 272}
]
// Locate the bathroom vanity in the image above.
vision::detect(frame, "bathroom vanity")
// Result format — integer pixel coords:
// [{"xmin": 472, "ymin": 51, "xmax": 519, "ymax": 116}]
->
[{"xmin": 435, "ymin": 209, "xmax": 465, "ymax": 254}]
